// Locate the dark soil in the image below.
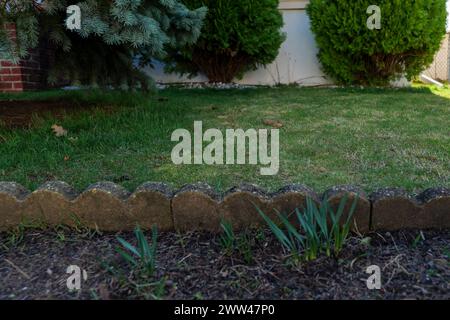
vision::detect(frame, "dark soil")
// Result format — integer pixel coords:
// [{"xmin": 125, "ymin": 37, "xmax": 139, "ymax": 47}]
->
[
  {"xmin": 0, "ymin": 99, "xmax": 111, "ymax": 128},
  {"xmin": 0, "ymin": 229, "xmax": 448, "ymax": 300}
]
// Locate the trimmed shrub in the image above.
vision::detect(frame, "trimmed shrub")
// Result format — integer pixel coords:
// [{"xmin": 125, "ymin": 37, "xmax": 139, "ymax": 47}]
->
[
  {"xmin": 307, "ymin": 0, "xmax": 447, "ymax": 86},
  {"xmin": 165, "ymin": 0, "xmax": 286, "ymax": 83}
]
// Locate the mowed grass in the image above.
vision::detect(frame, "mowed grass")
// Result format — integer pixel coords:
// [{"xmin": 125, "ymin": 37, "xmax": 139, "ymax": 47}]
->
[{"xmin": 0, "ymin": 85, "xmax": 449, "ymax": 193}]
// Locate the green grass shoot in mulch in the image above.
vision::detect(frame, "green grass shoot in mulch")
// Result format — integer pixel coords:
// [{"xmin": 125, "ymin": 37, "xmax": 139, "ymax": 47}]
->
[{"xmin": 0, "ymin": 85, "xmax": 449, "ymax": 193}]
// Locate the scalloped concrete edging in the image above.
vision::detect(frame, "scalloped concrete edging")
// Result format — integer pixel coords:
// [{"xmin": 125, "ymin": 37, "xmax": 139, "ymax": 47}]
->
[{"xmin": 0, "ymin": 181, "xmax": 448, "ymax": 233}]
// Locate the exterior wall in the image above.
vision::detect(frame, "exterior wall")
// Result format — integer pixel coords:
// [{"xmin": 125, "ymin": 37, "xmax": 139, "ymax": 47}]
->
[
  {"xmin": 146, "ymin": 0, "xmax": 332, "ymax": 86},
  {"xmin": 0, "ymin": 24, "xmax": 52, "ymax": 93},
  {"xmin": 423, "ymin": 34, "xmax": 450, "ymax": 82},
  {"xmin": 0, "ymin": 23, "xmax": 23, "ymax": 92}
]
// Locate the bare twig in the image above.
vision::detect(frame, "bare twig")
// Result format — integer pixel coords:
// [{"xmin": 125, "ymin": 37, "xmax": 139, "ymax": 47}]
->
[{"xmin": 4, "ymin": 258, "xmax": 31, "ymax": 280}]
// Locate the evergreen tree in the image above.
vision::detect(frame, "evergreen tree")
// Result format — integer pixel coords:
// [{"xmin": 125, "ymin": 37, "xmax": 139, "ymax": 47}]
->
[
  {"xmin": 307, "ymin": 0, "xmax": 447, "ymax": 86},
  {"xmin": 0, "ymin": 0, "xmax": 206, "ymax": 90},
  {"xmin": 166, "ymin": 0, "xmax": 285, "ymax": 83}
]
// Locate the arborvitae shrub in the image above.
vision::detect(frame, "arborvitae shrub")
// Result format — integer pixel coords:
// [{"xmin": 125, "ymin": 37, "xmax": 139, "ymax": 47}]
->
[
  {"xmin": 166, "ymin": 0, "xmax": 286, "ymax": 83},
  {"xmin": 307, "ymin": 0, "xmax": 447, "ymax": 86}
]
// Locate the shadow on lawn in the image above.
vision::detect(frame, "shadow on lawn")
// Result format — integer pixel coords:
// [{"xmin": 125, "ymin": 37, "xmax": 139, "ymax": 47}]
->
[{"xmin": 0, "ymin": 90, "xmax": 152, "ymax": 128}]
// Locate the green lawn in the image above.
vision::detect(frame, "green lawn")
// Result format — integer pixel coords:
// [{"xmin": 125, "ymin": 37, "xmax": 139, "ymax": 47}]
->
[{"xmin": 0, "ymin": 85, "xmax": 449, "ymax": 193}]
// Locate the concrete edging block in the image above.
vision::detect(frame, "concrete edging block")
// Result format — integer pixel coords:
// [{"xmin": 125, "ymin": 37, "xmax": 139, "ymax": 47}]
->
[
  {"xmin": 73, "ymin": 182, "xmax": 132, "ymax": 231},
  {"xmin": 419, "ymin": 188, "xmax": 450, "ymax": 229},
  {"xmin": 324, "ymin": 185, "xmax": 371, "ymax": 234},
  {"xmin": 269, "ymin": 184, "xmax": 319, "ymax": 225},
  {"xmin": 220, "ymin": 184, "xmax": 272, "ymax": 230},
  {"xmin": 0, "ymin": 181, "xmax": 448, "ymax": 233},
  {"xmin": 127, "ymin": 182, "xmax": 173, "ymax": 231},
  {"xmin": 172, "ymin": 183, "xmax": 221, "ymax": 232},
  {"xmin": 22, "ymin": 181, "xmax": 78, "ymax": 226},
  {"xmin": 0, "ymin": 182, "xmax": 28, "ymax": 231},
  {"xmin": 371, "ymin": 187, "xmax": 450, "ymax": 231}
]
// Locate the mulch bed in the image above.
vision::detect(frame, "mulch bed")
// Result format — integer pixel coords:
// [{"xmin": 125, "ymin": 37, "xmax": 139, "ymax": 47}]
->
[
  {"xmin": 0, "ymin": 229, "xmax": 448, "ymax": 300},
  {"xmin": 0, "ymin": 100, "xmax": 110, "ymax": 128}
]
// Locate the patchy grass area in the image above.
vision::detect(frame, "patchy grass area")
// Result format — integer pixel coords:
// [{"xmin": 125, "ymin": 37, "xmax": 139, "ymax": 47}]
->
[{"xmin": 0, "ymin": 86, "xmax": 449, "ymax": 192}]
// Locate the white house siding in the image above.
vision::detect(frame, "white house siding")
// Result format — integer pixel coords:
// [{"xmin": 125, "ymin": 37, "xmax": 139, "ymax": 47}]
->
[
  {"xmin": 423, "ymin": 34, "xmax": 450, "ymax": 82},
  {"xmin": 146, "ymin": 0, "xmax": 331, "ymax": 86},
  {"xmin": 146, "ymin": 0, "xmax": 450, "ymax": 86},
  {"xmin": 423, "ymin": 1, "xmax": 450, "ymax": 82}
]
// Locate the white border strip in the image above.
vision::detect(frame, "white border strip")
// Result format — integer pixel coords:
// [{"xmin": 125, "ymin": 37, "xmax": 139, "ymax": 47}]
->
[{"xmin": 279, "ymin": 0, "xmax": 309, "ymax": 10}]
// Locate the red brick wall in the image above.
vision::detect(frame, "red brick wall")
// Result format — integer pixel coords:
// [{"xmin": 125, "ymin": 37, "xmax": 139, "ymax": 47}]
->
[{"xmin": 0, "ymin": 23, "xmax": 52, "ymax": 92}]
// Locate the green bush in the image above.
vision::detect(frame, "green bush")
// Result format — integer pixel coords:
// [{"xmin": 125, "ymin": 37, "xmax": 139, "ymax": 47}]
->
[
  {"xmin": 256, "ymin": 195, "xmax": 358, "ymax": 263},
  {"xmin": 116, "ymin": 226, "xmax": 158, "ymax": 277},
  {"xmin": 307, "ymin": 0, "xmax": 447, "ymax": 86},
  {"xmin": 165, "ymin": 0, "xmax": 285, "ymax": 83}
]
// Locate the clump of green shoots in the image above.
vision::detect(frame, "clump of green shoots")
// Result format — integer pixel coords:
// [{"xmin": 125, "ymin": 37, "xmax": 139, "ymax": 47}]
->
[
  {"xmin": 111, "ymin": 226, "xmax": 167, "ymax": 299},
  {"xmin": 116, "ymin": 225, "xmax": 158, "ymax": 277},
  {"xmin": 219, "ymin": 219, "xmax": 254, "ymax": 264},
  {"xmin": 236, "ymin": 232, "xmax": 254, "ymax": 264},
  {"xmin": 219, "ymin": 219, "xmax": 235, "ymax": 255},
  {"xmin": 256, "ymin": 195, "xmax": 358, "ymax": 262}
]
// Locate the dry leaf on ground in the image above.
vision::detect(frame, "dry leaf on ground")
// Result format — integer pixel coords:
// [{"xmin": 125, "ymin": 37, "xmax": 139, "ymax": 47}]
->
[
  {"xmin": 51, "ymin": 124, "xmax": 68, "ymax": 137},
  {"xmin": 263, "ymin": 119, "xmax": 283, "ymax": 128}
]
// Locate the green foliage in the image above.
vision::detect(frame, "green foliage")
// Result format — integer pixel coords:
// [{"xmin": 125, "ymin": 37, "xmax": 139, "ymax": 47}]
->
[
  {"xmin": 236, "ymin": 232, "xmax": 254, "ymax": 264},
  {"xmin": 0, "ymin": 0, "xmax": 206, "ymax": 90},
  {"xmin": 166, "ymin": 0, "xmax": 285, "ymax": 82},
  {"xmin": 4, "ymin": 224, "xmax": 26, "ymax": 248},
  {"xmin": 411, "ymin": 231, "xmax": 425, "ymax": 248},
  {"xmin": 256, "ymin": 195, "xmax": 358, "ymax": 262},
  {"xmin": 307, "ymin": 0, "xmax": 447, "ymax": 86},
  {"xmin": 116, "ymin": 225, "xmax": 158, "ymax": 276},
  {"xmin": 219, "ymin": 218, "xmax": 235, "ymax": 255},
  {"xmin": 219, "ymin": 219, "xmax": 254, "ymax": 264}
]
